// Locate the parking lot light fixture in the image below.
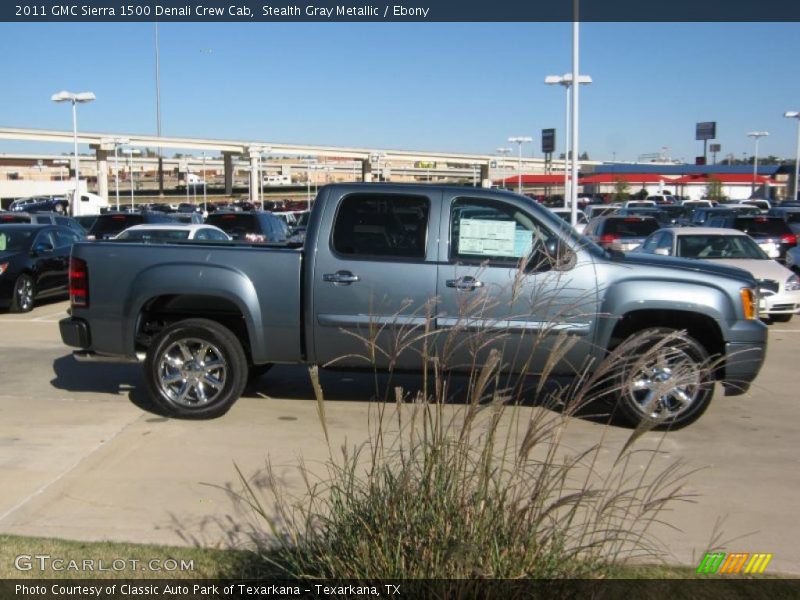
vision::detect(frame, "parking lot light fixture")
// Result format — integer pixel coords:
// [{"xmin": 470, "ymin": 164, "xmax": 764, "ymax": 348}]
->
[
  {"xmin": 785, "ymin": 112, "xmax": 800, "ymax": 201},
  {"xmin": 51, "ymin": 90, "xmax": 95, "ymax": 214},
  {"xmin": 124, "ymin": 148, "xmax": 141, "ymax": 211},
  {"xmin": 545, "ymin": 73, "xmax": 592, "ymax": 208},
  {"xmin": 508, "ymin": 136, "xmax": 533, "ymax": 194},
  {"xmin": 746, "ymin": 131, "xmax": 769, "ymax": 197},
  {"xmin": 495, "ymin": 147, "xmax": 511, "ymax": 188},
  {"xmin": 106, "ymin": 138, "xmax": 130, "ymax": 212},
  {"xmin": 53, "ymin": 158, "xmax": 69, "ymax": 182}
]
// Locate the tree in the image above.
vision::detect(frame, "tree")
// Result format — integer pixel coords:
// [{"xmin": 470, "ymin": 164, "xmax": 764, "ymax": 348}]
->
[
  {"xmin": 705, "ymin": 177, "xmax": 726, "ymax": 201},
  {"xmin": 579, "ymin": 151, "xmax": 590, "ymax": 160},
  {"xmin": 612, "ymin": 177, "xmax": 630, "ymax": 202}
]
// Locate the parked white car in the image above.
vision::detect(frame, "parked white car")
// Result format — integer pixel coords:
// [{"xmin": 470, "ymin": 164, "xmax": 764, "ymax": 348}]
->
[
  {"xmin": 113, "ymin": 224, "xmax": 231, "ymax": 242},
  {"xmin": 637, "ymin": 227, "xmax": 800, "ymax": 321},
  {"xmin": 549, "ymin": 208, "xmax": 589, "ymax": 234}
]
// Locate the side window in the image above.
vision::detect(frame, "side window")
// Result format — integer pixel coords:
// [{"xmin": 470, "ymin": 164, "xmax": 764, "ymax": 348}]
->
[
  {"xmin": 450, "ymin": 197, "xmax": 556, "ymax": 264},
  {"xmin": 35, "ymin": 230, "xmax": 57, "ymax": 249},
  {"xmin": 194, "ymin": 229, "xmax": 210, "ymax": 241},
  {"xmin": 640, "ymin": 233, "xmax": 662, "ymax": 253},
  {"xmin": 54, "ymin": 230, "xmax": 79, "ymax": 248},
  {"xmin": 332, "ymin": 194, "xmax": 429, "ymax": 259},
  {"xmin": 208, "ymin": 229, "xmax": 227, "ymax": 241},
  {"xmin": 656, "ymin": 232, "xmax": 673, "ymax": 254}
]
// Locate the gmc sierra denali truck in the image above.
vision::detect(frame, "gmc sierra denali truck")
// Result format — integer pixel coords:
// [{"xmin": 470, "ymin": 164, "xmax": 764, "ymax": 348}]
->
[{"xmin": 59, "ymin": 184, "xmax": 767, "ymax": 428}]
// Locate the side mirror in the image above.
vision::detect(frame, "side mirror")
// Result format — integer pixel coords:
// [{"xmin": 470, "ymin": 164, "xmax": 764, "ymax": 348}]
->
[{"xmin": 528, "ymin": 238, "xmax": 577, "ymax": 272}]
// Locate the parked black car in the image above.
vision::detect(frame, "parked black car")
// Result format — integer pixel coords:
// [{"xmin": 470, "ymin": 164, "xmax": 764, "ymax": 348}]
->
[
  {"xmin": 205, "ymin": 211, "xmax": 289, "ymax": 242},
  {"xmin": 8, "ymin": 196, "xmax": 70, "ymax": 214},
  {"xmin": 0, "ymin": 223, "xmax": 84, "ymax": 312},
  {"xmin": 705, "ymin": 215, "xmax": 797, "ymax": 262},
  {"xmin": 767, "ymin": 207, "xmax": 800, "ymax": 235},
  {"xmin": 1, "ymin": 211, "xmax": 86, "ymax": 236},
  {"xmin": 584, "ymin": 215, "xmax": 661, "ymax": 252},
  {"xmin": 87, "ymin": 211, "xmax": 175, "ymax": 240}
]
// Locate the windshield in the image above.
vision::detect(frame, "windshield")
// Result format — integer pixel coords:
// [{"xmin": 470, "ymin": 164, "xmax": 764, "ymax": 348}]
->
[
  {"xmin": 603, "ymin": 218, "xmax": 660, "ymax": 236},
  {"xmin": 736, "ymin": 218, "xmax": 790, "ymax": 236},
  {"xmin": 206, "ymin": 213, "xmax": 258, "ymax": 239},
  {"xmin": 116, "ymin": 229, "xmax": 191, "ymax": 241},
  {"xmin": 90, "ymin": 214, "xmax": 144, "ymax": 235},
  {"xmin": 676, "ymin": 235, "xmax": 768, "ymax": 259},
  {"xmin": 296, "ymin": 211, "xmax": 310, "ymax": 227},
  {"xmin": 0, "ymin": 228, "xmax": 35, "ymax": 253}
]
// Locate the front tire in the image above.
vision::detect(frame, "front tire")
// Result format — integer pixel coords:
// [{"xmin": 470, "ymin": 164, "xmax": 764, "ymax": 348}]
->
[
  {"xmin": 10, "ymin": 274, "xmax": 35, "ymax": 313},
  {"xmin": 144, "ymin": 318, "xmax": 248, "ymax": 419},
  {"xmin": 609, "ymin": 328, "xmax": 714, "ymax": 430},
  {"xmin": 770, "ymin": 314, "xmax": 793, "ymax": 323}
]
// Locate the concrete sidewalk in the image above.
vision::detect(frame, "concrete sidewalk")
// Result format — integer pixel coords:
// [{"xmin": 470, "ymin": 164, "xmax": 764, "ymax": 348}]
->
[{"xmin": 1, "ymin": 301, "xmax": 798, "ymax": 574}]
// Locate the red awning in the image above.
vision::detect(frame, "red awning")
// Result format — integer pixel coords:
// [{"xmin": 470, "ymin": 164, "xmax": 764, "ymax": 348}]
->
[
  {"xmin": 671, "ymin": 173, "xmax": 773, "ymax": 184},
  {"xmin": 578, "ymin": 173, "xmax": 672, "ymax": 184},
  {"xmin": 496, "ymin": 174, "xmax": 567, "ymax": 185}
]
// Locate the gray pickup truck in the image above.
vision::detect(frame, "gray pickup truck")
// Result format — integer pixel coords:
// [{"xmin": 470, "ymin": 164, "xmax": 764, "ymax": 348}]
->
[{"xmin": 60, "ymin": 184, "xmax": 767, "ymax": 428}]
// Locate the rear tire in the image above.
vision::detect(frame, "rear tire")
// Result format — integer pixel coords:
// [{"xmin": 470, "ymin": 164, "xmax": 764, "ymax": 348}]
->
[
  {"xmin": 144, "ymin": 318, "xmax": 248, "ymax": 419},
  {"xmin": 770, "ymin": 314, "xmax": 793, "ymax": 323},
  {"xmin": 609, "ymin": 327, "xmax": 714, "ymax": 430},
  {"xmin": 10, "ymin": 274, "xmax": 35, "ymax": 313}
]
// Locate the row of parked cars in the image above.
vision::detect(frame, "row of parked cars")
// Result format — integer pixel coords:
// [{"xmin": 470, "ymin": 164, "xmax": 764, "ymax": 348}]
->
[
  {"xmin": 569, "ymin": 199, "xmax": 800, "ymax": 322},
  {"xmin": 1, "ymin": 202, "xmax": 311, "ymax": 312}
]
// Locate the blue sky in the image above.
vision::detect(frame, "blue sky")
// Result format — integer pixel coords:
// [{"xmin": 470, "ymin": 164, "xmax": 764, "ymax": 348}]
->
[{"xmin": 1, "ymin": 22, "xmax": 799, "ymax": 162}]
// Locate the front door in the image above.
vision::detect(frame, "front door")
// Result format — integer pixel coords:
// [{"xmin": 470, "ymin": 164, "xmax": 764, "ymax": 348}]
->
[
  {"xmin": 435, "ymin": 193, "xmax": 599, "ymax": 377},
  {"xmin": 312, "ymin": 189, "xmax": 440, "ymax": 369}
]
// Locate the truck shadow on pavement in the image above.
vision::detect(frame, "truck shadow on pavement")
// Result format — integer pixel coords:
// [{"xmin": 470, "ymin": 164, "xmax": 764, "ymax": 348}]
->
[
  {"xmin": 251, "ymin": 365, "xmax": 622, "ymax": 427},
  {"xmin": 49, "ymin": 354, "xmax": 171, "ymax": 417},
  {"xmin": 49, "ymin": 357, "xmax": 623, "ymax": 426}
]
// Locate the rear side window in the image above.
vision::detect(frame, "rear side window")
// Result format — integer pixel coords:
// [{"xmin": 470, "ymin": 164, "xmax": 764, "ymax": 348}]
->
[
  {"xmin": 603, "ymin": 218, "xmax": 660, "ymax": 236},
  {"xmin": 332, "ymin": 194, "xmax": 429, "ymax": 259}
]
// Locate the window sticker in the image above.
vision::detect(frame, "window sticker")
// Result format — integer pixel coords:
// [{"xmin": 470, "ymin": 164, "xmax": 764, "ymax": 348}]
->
[{"xmin": 459, "ymin": 218, "xmax": 526, "ymax": 257}]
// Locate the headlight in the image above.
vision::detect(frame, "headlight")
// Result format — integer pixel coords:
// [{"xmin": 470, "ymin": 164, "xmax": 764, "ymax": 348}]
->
[
  {"xmin": 786, "ymin": 275, "xmax": 800, "ymax": 292},
  {"xmin": 0, "ymin": 262, "xmax": 8, "ymax": 276}
]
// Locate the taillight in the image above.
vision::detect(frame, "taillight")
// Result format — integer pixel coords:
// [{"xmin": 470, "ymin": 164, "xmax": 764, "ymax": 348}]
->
[
  {"xmin": 598, "ymin": 233, "xmax": 619, "ymax": 244},
  {"xmin": 780, "ymin": 233, "xmax": 797, "ymax": 246},
  {"xmin": 69, "ymin": 256, "xmax": 89, "ymax": 308},
  {"xmin": 245, "ymin": 233, "xmax": 266, "ymax": 242}
]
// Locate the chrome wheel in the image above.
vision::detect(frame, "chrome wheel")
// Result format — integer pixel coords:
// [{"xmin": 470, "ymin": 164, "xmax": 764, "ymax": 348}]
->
[
  {"xmin": 624, "ymin": 346, "xmax": 702, "ymax": 420},
  {"xmin": 16, "ymin": 277, "xmax": 34, "ymax": 312},
  {"xmin": 156, "ymin": 338, "xmax": 227, "ymax": 408}
]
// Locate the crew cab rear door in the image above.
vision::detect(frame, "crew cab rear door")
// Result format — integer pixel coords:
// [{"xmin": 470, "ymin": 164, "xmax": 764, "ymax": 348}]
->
[{"xmin": 311, "ymin": 188, "xmax": 441, "ymax": 369}]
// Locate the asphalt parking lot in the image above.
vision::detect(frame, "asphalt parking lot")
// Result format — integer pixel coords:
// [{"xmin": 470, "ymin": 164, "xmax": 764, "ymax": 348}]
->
[{"xmin": 0, "ymin": 299, "xmax": 798, "ymax": 574}]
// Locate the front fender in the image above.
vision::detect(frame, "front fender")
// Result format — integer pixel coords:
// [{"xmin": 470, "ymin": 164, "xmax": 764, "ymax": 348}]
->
[{"xmin": 593, "ymin": 278, "xmax": 735, "ymax": 351}]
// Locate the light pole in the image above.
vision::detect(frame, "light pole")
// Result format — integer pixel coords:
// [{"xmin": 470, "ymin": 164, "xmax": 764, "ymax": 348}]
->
[
  {"xmin": 545, "ymin": 73, "xmax": 591, "ymax": 208},
  {"xmin": 496, "ymin": 147, "xmax": 511, "ymax": 189},
  {"xmin": 785, "ymin": 112, "xmax": 800, "ymax": 202},
  {"xmin": 51, "ymin": 90, "xmax": 95, "ymax": 214},
  {"xmin": 303, "ymin": 158, "xmax": 316, "ymax": 210},
  {"xmin": 124, "ymin": 148, "xmax": 141, "ymax": 211},
  {"xmin": 201, "ymin": 151, "xmax": 207, "ymax": 213},
  {"xmin": 53, "ymin": 158, "xmax": 69, "ymax": 182},
  {"xmin": 107, "ymin": 137, "xmax": 130, "ymax": 211},
  {"xmin": 747, "ymin": 131, "xmax": 769, "ymax": 198},
  {"xmin": 507, "ymin": 137, "xmax": 532, "ymax": 194}
]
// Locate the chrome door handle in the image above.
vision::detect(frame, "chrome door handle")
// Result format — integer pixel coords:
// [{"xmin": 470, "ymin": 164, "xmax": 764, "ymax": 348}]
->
[
  {"xmin": 446, "ymin": 276, "xmax": 483, "ymax": 291},
  {"xmin": 323, "ymin": 271, "xmax": 360, "ymax": 285}
]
